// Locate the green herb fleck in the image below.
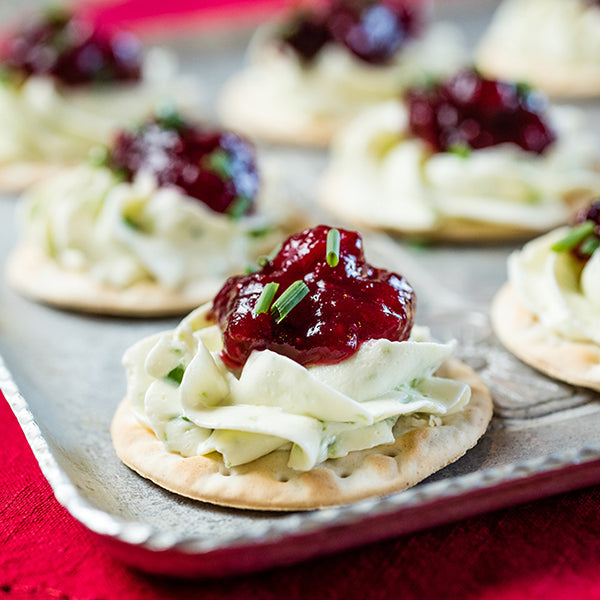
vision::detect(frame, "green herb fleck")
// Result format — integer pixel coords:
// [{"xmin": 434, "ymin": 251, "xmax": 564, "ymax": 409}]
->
[
  {"xmin": 207, "ymin": 149, "xmax": 231, "ymax": 179},
  {"xmin": 227, "ymin": 196, "xmax": 252, "ymax": 221},
  {"xmin": 257, "ymin": 243, "xmax": 282, "ymax": 268},
  {"xmin": 254, "ymin": 282, "xmax": 279, "ymax": 315},
  {"xmin": 551, "ymin": 221, "xmax": 596, "ymax": 253},
  {"xmin": 447, "ymin": 143, "xmax": 471, "ymax": 158},
  {"xmin": 181, "ymin": 416, "xmax": 192, "ymax": 423},
  {"xmin": 326, "ymin": 228, "xmax": 340, "ymax": 267},
  {"xmin": 165, "ymin": 365, "xmax": 185, "ymax": 386},
  {"xmin": 87, "ymin": 146, "xmax": 110, "ymax": 168},
  {"xmin": 271, "ymin": 280, "xmax": 309, "ymax": 324},
  {"xmin": 155, "ymin": 102, "xmax": 186, "ymax": 131},
  {"xmin": 580, "ymin": 235, "xmax": 600, "ymax": 256}
]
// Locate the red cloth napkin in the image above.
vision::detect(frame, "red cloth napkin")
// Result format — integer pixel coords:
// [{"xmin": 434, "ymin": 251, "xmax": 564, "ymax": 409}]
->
[{"xmin": 1, "ymin": 390, "xmax": 600, "ymax": 600}]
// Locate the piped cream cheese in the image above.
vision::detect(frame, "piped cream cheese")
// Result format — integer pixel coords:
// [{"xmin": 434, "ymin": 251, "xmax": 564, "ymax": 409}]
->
[
  {"xmin": 479, "ymin": 0, "xmax": 600, "ymax": 71},
  {"xmin": 509, "ymin": 227, "xmax": 600, "ymax": 344},
  {"xmin": 123, "ymin": 305, "xmax": 471, "ymax": 471},
  {"xmin": 221, "ymin": 22, "xmax": 465, "ymax": 136},
  {"xmin": 0, "ymin": 48, "xmax": 196, "ymax": 166},
  {"xmin": 19, "ymin": 165, "xmax": 282, "ymax": 291},
  {"xmin": 324, "ymin": 100, "xmax": 600, "ymax": 231}
]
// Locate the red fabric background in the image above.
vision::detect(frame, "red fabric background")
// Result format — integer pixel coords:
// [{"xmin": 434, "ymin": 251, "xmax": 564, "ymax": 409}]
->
[{"xmin": 1, "ymin": 391, "xmax": 600, "ymax": 600}]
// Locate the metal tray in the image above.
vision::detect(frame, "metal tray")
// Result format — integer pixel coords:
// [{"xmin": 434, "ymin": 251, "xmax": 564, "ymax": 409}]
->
[{"xmin": 2, "ymin": 0, "xmax": 600, "ymax": 578}]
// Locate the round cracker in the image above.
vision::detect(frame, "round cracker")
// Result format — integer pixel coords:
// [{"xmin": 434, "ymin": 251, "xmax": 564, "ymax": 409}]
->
[
  {"xmin": 111, "ymin": 359, "xmax": 493, "ymax": 511},
  {"xmin": 477, "ymin": 42, "xmax": 600, "ymax": 99},
  {"xmin": 218, "ymin": 73, "xmax": 338, "ymax": 147},
  {"xmin": 492, "ymin": 283, "xmax": 600, "ymax": 391},
  {"xmin": 5, "ymin": 242, "xmax": 222, "ymax": 317},
  {"xmin": 319, "ymin": 171, "xmax": 572, "ymax": 243}
]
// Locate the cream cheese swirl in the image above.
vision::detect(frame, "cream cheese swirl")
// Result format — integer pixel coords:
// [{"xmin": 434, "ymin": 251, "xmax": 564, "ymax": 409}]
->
[
  {"xmin": 323, "ymin": 100, "xmax": 600, "ymax": 231},
  {"xmin": 20, "ymin": 165, "xmax": 281, "ymax": 292},
  {"xmin": 123, "ymin": 305, "xmax": 471, "ymax": 471},
  {"xmin": 509, "ymin": 227, "xmax": 600, "ymax": 344},
  {"xmin": 0, "ymin": 49, "xmax": 196, "ymax": 166}
]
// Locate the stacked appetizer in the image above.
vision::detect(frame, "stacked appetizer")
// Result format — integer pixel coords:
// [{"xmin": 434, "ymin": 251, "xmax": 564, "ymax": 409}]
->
[
  {"xmin": 0, "ymin": 7, "xmax": 194, "ymax": 190},
  {"xmin": 493, "ymin": 200, "xmax": 600, "ymax": 391},
  {"xmin": 219, "ymin": 0, "xmax": 465, "ymax": 145},
  {"xmin": 6, "ymin": 111, "xmax": 297, "ymax": 316},
  {"xmin": 320, "ymin": 69, "xmax": 600, "ymax": 241},
  {"xmin": 477, "ymin": 0, "xmax": 600, "ymax": 98},
  {"xmin": 111, "ymin": 225, "xmax": 493, "ymax": 510}
]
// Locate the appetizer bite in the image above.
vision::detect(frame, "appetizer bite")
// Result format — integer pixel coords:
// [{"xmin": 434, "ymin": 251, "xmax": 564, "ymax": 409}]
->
[
  {"xmin": 493, "ymin": 200, "xmax": 600, "ymax": 391},
  {"xmin": 219, "ymin": 0, "xmax": 465, "ymax": 146},
  {"xmin": 477, "ymin": 0, "xmax": 600, "ymax": 98},
  {"xmin": 6, "ymin": 111, "xmax": 297, "ymax": 316},
  {"xmin": 320, "ymin": 69, "xmax": 600, "ymax": 241},
  {"xmin": 111, "ymin": 225, "xmax": 493, "ymax": 510},
  {"xmin": 0, "ymin": 6, "xmax": 195, "ymax": 191}
]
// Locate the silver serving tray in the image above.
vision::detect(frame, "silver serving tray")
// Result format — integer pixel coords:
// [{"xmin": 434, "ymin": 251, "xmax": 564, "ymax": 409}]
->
[{"xmin": 2, "ymin": 0, "xmax": 600, "ymax": 578}]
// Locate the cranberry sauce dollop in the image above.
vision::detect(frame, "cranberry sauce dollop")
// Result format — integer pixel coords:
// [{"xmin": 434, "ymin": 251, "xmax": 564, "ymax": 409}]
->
[
  {"xmin": 280, "ymin": 0, "xmax": 423, "ymax": 65},
  {"xmin": 109, "ymin": 115, "xmax": 260, "ymax": 217},
  {"xmin": 1, "ymin": 8, "xmax": 142, "ymax": 86},
  {"xmin": 406, "ymin": 69, "xmax": 556, "ymax": 154},
  {"xmin": 210, "ymin": 225, "xmax": 416, "ymax": 368}
]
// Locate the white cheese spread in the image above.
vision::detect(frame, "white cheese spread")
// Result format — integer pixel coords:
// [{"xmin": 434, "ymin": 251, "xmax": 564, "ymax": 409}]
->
[
  {"xmin": 20, "ymin": 165, "xmax": 281, "ymax": 291},
  {"xmin": 324, "ymin": 100, "xmax": 600, "ymax": 231},
  {"xmin": 0, "ymin": 48, "xmax": 197, "ymax": 166},
  {"xmin": 509, "ymin": 227, "xmax": 600, "ymax": 344},
  {"xmin": 124, "ymin": 305, "xmax": 471, "ymax": 471}
]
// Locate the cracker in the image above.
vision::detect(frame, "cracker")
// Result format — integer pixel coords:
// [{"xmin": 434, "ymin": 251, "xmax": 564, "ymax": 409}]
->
[
  {"xmin": 492, "ymin": 283, "xmax": 600, "ymax": 391},
  {"xmin": 111, "ymin": 359, "xmax": 493, "ymax": 511},
  {"xmin": 5, "ymin": 242, "xmax": 222, "ymax": 317}
]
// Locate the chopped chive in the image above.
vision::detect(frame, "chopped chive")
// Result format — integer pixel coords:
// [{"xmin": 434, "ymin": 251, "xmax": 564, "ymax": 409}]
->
[
  {"xmin": 165, "ymin": 365, "xmax": 185, "ymax": 386},
  {"xmin": 88, "ymin": 146, "xmax": 110, "ymax": 168},
  {"xmin": 244, "ymin": 265, "xmax": 259, "ymax": 274},
  {"xmin": 257, "ymin": 243, "xmax": 282, "ymax": 268},
  {"xmin": 253, "ymin": 282, "xmax": 279, "ymax": 315},
  {"xmin": 326, "ymin": 228, "xmax": 340, "ymax": 267},
  {"xmin": 447, "ymin": 142, "xmax": 471, "ymax": 158},
  {"xmin": 551, "ymin": 221, "xmax": 596, "ymax": 253},
  {"xmin": 580, "ymin": 235, "xmax": 600, "ymax": 256},
  {"xmin": 155, "ymin": 102, "xmax": 185, "ymax": 131},
  {"xmin": 227, "ymin": 195, "xmax": 251, "ymax": 220},
  {"xmin": 271, "ymin": 280, "xmax": 309, "ymax": 324},
  {"xmin": 207, "ymin": 149, "xmax": 231, "ymax": 179},
  {"xmin": 181, "ymin": 416, "xmax": 192, "ymax": 423}
]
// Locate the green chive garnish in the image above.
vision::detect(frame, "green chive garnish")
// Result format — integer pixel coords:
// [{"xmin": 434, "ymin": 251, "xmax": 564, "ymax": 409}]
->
[
  {"xmin": 270, "ymin": 280, "xmax": 309, "ymax": 324},
  {"xmin": 227, "ymin": 196, "xmax": 251, "ymax": 220},
  {"xmin": 326, "ymin": 228, "xmax": 340, "ymax": 267},
  {"xmin": 447, "ymin": 143, "xmax": 471, "ymax": 158},
  {"xmin": 155, "ymin": 102, "xmax": 185, "ymax": 131},
  {"xmin": 257, "ymin": 243, "xmax": 282, "ymax": 268},
  {"xmin": 551, "ymin": 221, "xmax": 596, "ymax": 253},
  {"xmin": 207, "ymin": 149, "xmax": 231, "ymax": 179},
  {"xmin": 165, "ymin": 365, "xmax": 185, "ymax": 386},
  {"xmin": 580, "ymin": 235, "xmax": 600, "ymax": 256},
  {"xmin": 253, "ymin": 282, "xmax": 279, "ymax": 315}
]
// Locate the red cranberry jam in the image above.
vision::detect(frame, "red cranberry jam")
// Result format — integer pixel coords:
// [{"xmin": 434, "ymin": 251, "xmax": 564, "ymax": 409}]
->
[
  {"xmin": 280, "ymin": 0, "xmax": 423, "ymax": 65},
  {"xmin": 1, "ymin": 8, "xmax": 141, "ymax": 86},
  {"xmin": 109, "ymin": 114, "xmax": 260, "ymax": 217},
  {"xmin": 210, "ymin": 225, "xmax": 416, "ymax": 368},
  {"xmin": 407, "ymin": 69, "xmax": 556, "ymax": 154}
]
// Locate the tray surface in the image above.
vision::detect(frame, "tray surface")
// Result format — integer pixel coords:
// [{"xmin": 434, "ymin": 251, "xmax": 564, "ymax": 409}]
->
[{"xmin": 1, "ymin": 0, "xmax": 600, "ymax": 578}]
